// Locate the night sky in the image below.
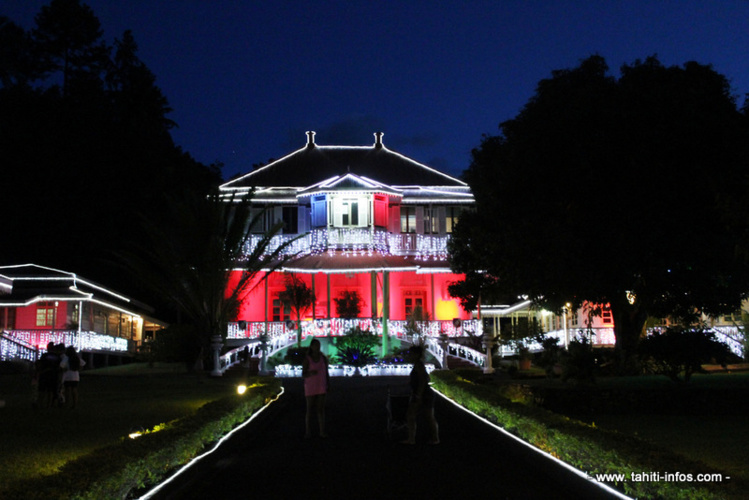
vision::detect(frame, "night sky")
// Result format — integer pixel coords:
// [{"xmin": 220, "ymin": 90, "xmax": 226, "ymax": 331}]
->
[{"xmin": 5, "ymin": 1, "xmax": 749, "ymax": 180}]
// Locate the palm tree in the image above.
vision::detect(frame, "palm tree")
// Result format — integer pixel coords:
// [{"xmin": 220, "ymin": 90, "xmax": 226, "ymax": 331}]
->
[{"xmin": 121, "ymin": 188, "xmax": 297, "ymax": 369}]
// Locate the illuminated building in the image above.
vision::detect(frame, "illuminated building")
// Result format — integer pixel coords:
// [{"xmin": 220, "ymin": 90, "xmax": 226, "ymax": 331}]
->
[
  {"xmin": 0, "ymin": 264, "xmax": 165, "ymax": 361},
  {"xmin": 220, "ymin": 131, "xmax": 478, "ymax": 344}
]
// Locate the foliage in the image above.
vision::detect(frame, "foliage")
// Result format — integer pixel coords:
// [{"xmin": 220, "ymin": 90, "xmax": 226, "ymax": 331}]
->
[
  {"xmin": 140, "ymin": 324, "xmax": 202, "ymax": 366},
  {"xmin": 277, "ymin": 274, "xmax": 316, "ymax": 346},
  {"xmin": 404, "ymin": 305, "xmax": 431, "ymax": 338},
  {"xmin": 450, "ymin": 54, "xmax": 749, "ymax": 373},
  {"xmin": 334, "ymin": 290, "xmax": 363, "ymax": 319},
  {"xmin": 535, "ymin": 336, "xmax": 563, "ymax": 377},
  {"xmin": 119, "ymin": 189, "xmax": 296, "ymax": 368},
  {"xmin": 333, "ymin": 326, "xmax": 380, "ymax": 367},
  {"xmin": 0, "ymin": 369, "xmax": 281, "ymax": 499},
  {"xmin": 560, "ymin": 336, "xmax": 597, "ymax": 383},
  {"xmin": 431, "ymin": 370, "xmax": 735, "ymax": 500},
  {"xmin": 0, "ymin": 2, "xmax": 222, "ymax": 310},
  {"xmin": 638, "ymin": 328, "xmax": 731, "ymax": 382},
  {"xmin": 283, "ymin": 347, "xmax": 308, "ymax": 366}
]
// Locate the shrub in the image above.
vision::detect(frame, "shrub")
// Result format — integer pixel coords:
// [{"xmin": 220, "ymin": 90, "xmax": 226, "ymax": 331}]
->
[
  {"xmin": 333, "ymin": 326, "xmax": 379, "ymax": 366},
  {"xmin": 638, "ymin": 328, "xmax": 730, "ymax": 383},
  {"xmin": 334, "ymin": 290, "xmax": 363, "ymax": 319},
  {"xmin": 535, "ymin": 336, "xmax": 563, "ymax": 377},
  {"xmin": 143, "ymin": 324, "xmax": 202, "ymax": 365},
  {"xmin": 560, "ymin": 337, "xmax": 596, "ymax": 383},
  {"xmin": 283, "ymin": 347, "xmax": 308, "ymax": 366}
]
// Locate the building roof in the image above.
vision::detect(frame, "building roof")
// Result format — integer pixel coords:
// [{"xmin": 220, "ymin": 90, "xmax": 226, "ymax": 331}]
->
[
  {"xmin": 221, "ymin": 132, "xmax": 470, "ymax": 194},
  {"xmin": 0, "ymin": 264, "xmax": 156, "ymax": 319}
]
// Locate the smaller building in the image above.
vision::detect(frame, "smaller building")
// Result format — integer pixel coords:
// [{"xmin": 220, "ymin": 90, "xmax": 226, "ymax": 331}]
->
[{"xmin": 0, "ymin": 264, "xmax": 164, "ymax": 361}]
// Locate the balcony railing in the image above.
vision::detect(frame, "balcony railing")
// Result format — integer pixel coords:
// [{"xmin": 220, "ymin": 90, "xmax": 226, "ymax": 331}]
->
[
  {"xmin": 242, "ymin": 228, "xmax": 450, "ymax": 261},
  {"xmin": 227, "ymin": 318, "xmax": 480, "ymax": 340}
]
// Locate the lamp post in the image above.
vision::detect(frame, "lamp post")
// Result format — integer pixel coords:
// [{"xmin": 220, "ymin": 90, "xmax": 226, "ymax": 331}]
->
[
  {"xmin": 210, "ymin": 334, "xmax": 223, "ymax": 377},
  {"xmin": 482, "ymin": 329, "xmax": 496, "ymax": 374},
  {"xmin": 259, "ymin": 333, "xmax": 269, "ymax": 375},
  {"xmin": 438, "ymin": 334, "xmax": 450, "ymax": 370}
]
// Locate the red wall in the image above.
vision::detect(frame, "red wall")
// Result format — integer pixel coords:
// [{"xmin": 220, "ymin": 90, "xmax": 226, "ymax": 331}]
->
[
  {"xmin": 13, "ymin": 301, "xmax": 70, "ymax": 330},
  {"xmin": 229, "ymin": 270, "xmax": 470, "ymax": 322}
]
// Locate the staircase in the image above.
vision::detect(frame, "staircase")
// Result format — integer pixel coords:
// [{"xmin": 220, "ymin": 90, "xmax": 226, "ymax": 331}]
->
[{"xmin": 446, "ymin": 355, "xmax": 478, "ymax": 370}]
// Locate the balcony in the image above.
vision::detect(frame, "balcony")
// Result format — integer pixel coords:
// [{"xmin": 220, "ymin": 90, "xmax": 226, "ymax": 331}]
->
[{"xmin": 242, "ymin": 228, "xmax": 450, "ymax": 260}]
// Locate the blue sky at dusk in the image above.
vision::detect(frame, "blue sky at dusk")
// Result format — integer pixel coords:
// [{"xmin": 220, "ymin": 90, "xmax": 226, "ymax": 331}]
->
[{"xmin": 5, "ymin": 1, "xmax": 749, "ymax": 180}]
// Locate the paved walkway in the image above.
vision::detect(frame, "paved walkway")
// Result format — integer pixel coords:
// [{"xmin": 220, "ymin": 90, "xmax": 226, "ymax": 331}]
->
[{"xmin": 145, "ymin": 376, "xmax": 624, "ymax": 500}]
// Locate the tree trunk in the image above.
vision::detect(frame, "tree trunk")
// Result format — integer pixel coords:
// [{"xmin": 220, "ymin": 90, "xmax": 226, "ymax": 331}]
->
[{"xmin": 609, "ymin": 298, "xmax": 648, "ymax": 375}]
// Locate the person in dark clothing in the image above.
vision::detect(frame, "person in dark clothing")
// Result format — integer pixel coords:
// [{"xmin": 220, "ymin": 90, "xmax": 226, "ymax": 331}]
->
[
  {"xmin": 401, "ymin": 345, "xmax": 439, "ymax": 445},
  {"xmin": 36, "ymin": 342, "xmax": 62, "ymax": 408}
]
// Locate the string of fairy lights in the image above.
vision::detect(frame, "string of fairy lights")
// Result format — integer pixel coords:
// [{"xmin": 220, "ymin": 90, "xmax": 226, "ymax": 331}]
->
[
  {"xmin": 1, "ymin": 329, "xmax": 129, "ymax": 359},
  {"xmin": 226, "ymin": 318, "xmax": 480, "ymax": 340},
  {"xmin": 241, "ymin": 228, "xmax": 449, "ymax": 262}
]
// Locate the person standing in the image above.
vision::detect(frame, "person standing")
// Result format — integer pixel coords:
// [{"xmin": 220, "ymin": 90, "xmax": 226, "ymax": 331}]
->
[
  {"xmin": 36, "ymin": 342, "xmax": 62, "ymax": 408},
  {"xmin": 302, "ymin": 338, "xmax": 329, "ymax": 439},
  {"xmin": 402, "ymin": 345, "xmax": 439, "ymax": 445},
  {"xmin": 60, "ymin": 345, "xmax": 86, "ymax": 409}
]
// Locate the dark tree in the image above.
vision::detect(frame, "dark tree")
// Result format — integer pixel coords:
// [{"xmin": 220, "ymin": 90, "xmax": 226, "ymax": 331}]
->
[
  {"xmin": 0, "ymin": 2, "xmax": 220, "ymax": 315},
  {"xmin": 451, "ymin": 55, "xmax": 749, "ymax": 373},
  {"xmin": 334, "ymin": 291, "xmax": 363, "ymax": 319},
  {"xmin": 119, "ymin": 191, "xmax": 294, "ymax": 369},
  {"xmin": 277, "ymin": 274, "xmax": 316, "ymax": 346},
  {"xmin": 31, "ymin": 0, "xmax": 109, "ymax": 96}
]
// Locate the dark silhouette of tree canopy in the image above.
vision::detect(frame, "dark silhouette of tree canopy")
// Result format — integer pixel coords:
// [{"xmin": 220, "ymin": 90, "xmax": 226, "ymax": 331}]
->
[
  {"xmin": 119, "ymin": 190, "xmax": 295, "ymax": 368},
  {"xmin": 0, "ymin": 1, "xmax": 220, "ymax": 317},
  {"xmin": 450, "ymin": 55, "xmax": 749, "ymax": 372}
]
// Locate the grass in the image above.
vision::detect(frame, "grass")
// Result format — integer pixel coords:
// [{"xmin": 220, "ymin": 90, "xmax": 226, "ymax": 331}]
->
[
  {"xmin": 0, "ymin": 362, "xmax": 274, "ymax": 491},
  {"xmin": 593, "ymin": 414, "xmax": 749, "ymax": 484},
  {"xmin": 441, "ymin": 368, "xmax": 749, "ymax": 499}
]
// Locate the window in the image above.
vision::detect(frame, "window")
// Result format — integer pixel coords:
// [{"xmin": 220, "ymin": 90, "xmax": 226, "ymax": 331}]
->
[
  {"xmin": 341, "ymin": 200, "xmax": 359, "ymax": 226},
  {"xmin": 282, "ymin": 206, "xmax": 298, "ymax": 233},
  {"xmin": 423, "ymin": 207, "xmax": 438, "ymax": 234},
  {"xmin": 404, "ymin": 290, "xmax": 426, "ymax": 317},
  {"xmin": 601, "ymin": 307, "xmax": 613, "ymax": 325},
  {"xmin": 400, "ymin": 206, "xmax": 416, "ymax": 233},
  {"xmin": 272, "ymin": 298, "xmax": 289, "ymax": 322},
  {"xmin": 36, "ymin": 302, "xmax": 55, "ymax": 327},
  {"xmin": 446, "ymin": 206, "xmax": 462, "ymax": 233},
  {"xmin": 405, "ymin": 297, "xmax": 423, "ymax": 317}
]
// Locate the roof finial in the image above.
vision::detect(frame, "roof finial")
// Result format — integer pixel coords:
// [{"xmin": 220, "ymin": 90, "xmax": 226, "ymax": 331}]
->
[
  {"xmin": 306, "ymin": 131, "xmax": 316, "ymax": 148},
  {"xmin": 374, "ymin": 131, "xmax": 383, "ymax": 148}
]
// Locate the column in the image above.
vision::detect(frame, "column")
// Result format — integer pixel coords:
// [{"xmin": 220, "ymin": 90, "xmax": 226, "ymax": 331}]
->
[
  {"xmin": 381, "ymin": 270, "xmax": 390, "ymax": 357},
  {"xmin": 327, "ymin": 274, "xmax": 331, "ymax": 319}
]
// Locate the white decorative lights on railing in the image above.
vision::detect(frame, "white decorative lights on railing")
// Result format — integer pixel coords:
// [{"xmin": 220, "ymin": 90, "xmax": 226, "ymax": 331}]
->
[
  {"xmin": 274, "ymin": 363, "xmax": 436, "ymax": 378},
  {"xmin": 241, "ymin": 228, "xmax": 449, "ymax": 261},
  {"xmin": 2, "ymin": 330, "xmax": 129, "ymax": 357},
  {"xmin": 227, "ymin": 318, "xmax": 480, "ymax": 340}
]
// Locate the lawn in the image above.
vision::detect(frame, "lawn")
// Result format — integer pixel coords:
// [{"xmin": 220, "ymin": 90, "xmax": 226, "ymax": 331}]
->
[
  {"xmin": 503, "ymin": 370, "xmax": 749, "ymax": 490},
  {"xmin": 575, "ymin": 371, "xmax": 749, "ymax": 485},
  {"xmin": 0, "ymin": 363, "xmax": 268, "ymax": 491}
]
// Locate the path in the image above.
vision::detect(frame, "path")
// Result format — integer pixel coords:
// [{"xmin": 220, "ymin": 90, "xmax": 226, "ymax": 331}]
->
[{"xmin": 145, "ymin": 376, "xmax": 623, "ymax": 499}]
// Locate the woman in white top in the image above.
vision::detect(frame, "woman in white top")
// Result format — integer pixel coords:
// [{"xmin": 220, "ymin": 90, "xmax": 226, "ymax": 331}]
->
[{"xmin": 60, "ymin": 346, "xmax": 86, "ymax": 409}]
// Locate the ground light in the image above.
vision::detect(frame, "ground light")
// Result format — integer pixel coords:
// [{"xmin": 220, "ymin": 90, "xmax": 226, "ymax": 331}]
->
[
  {"xmin": 236, "ymin": 384, "xmax": 247, "ymax": 395},
  {"xmin": 137, "ymin": 387, "xmax": 284, "ymax": 500},
  {"xmin": 432, "ymin": 388, "xmax": 633, "ymax": 500}
]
